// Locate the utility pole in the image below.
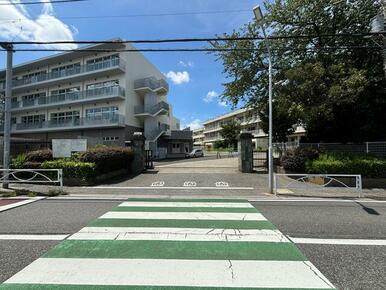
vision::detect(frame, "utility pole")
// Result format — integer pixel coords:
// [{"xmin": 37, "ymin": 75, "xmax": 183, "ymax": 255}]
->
[{"xmin": 1, "ymin": 43, "xmax": 14, "ymax": 189}]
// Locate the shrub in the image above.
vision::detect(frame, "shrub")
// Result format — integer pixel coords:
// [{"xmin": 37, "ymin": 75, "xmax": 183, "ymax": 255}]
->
[
  {"xmin": 78, "ymin": 147, "xmax": 134, "ymax": 174},
  {"xmin": 47, "ymin": 188, "xmax": 68, "ymax": 197},
  {"xmin": 306, "ymin": 154, "xmax": 386, "ymax": 178},
  {"xmin": 11, "ymin": 154, "xmax": 27, "ymax": 169},
  {"xmin": 25, "ymin": 149, "xmax": 53, "ymax": 163},
  {"xmin": 42, "ymin": 160, "xmax": 96, "ymax": 181},
  {"xmin": 281, "ymin": 147, "xmax": 320, "ymax": 172}
]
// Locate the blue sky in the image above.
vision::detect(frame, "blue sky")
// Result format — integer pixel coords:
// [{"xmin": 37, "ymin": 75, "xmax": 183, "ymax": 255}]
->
[{"xmin": 0, "ymin": 0, "xmax": 262, "ymax": 129}]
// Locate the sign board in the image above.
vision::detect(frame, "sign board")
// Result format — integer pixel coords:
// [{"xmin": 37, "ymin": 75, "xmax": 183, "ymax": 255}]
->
[{"xmin": 52, "ymin": 139, "xmax": 87, "ymax": 158}]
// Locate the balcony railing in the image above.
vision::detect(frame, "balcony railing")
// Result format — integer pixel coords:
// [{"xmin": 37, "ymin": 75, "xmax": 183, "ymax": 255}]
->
[
  {"xmin": 11, "ymin": 86, "xmax": 125, "ymax": 110},
  {"xmin": 147, "ymin": 123, "xmax": 170, "ymax": 141},
  {"xmin": 9, "ymin": 114, "xmax": 125, "ymax": 132},
  {"xmin": 134, "ymin": 77, "xmax": 169, "ymax": 93},
  {"xmin": 134, "ymin": 101, "xmax": 170, "ymax": 116},
  {"xmin": 8, "ymin": 58, "xmax": 125, "ymax": 89}
]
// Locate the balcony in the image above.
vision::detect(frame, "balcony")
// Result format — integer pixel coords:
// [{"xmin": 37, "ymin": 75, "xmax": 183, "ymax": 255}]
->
[
  {"xmin": 134, "ymin": 101, "xmax": 170, "ymax": 117},
  {"xmin": 5, "ymin": 58, "xmax": 126, "ymax": 93},
  {"xmin": 11, "ymin": 86, "xmax": 125, "ymax": 112},
  {"xmin": 8, "ymin": 114, "xmax": 125, "ymax": 134},
  {"xmin": 134, "ymin": 77, "xmax": 169, "ymax": 96}
]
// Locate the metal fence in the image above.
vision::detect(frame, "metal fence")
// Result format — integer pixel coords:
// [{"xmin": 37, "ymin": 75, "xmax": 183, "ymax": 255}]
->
[
  {"xmin": 0, "ymin": 169, "xmax": 63, "ymax": 188},
  {"xmin": 274, "ymin": 173, "xmax": 362, "ymax": 198},
  {"xmin": 274, "ymin": 142, "xmax": 386, "ymax": 158}
]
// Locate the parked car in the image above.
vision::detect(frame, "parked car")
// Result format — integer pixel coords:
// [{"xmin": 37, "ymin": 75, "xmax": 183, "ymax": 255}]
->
[{"xmin": 186, "ymin": 149, "xmax": 204, "ymax": 158}]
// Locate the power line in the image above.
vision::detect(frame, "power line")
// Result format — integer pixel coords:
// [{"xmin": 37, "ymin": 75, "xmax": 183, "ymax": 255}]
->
[
  {"xmin": 0, "ymin": 9, "xmax": 251, "ymax": 22},
  {"xmin": 0, "ymin": 46, "xmax": 381, "ymax": 53},
  {"xmin": 0, "ymin": 0, "xmax": 87, "ymax": 5},
  {"xmin": 0, "ymin": 32, "xmax": 384, "ymax": 46}
]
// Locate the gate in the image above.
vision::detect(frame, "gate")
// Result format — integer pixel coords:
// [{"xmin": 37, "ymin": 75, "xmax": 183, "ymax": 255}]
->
[
  {"xmin": 145, "ymin": 150, "xmax": 154, "ymax": 169},
  {"xmin": 253, "ymin": 150, "xmax": 268, "ymax": 172}
]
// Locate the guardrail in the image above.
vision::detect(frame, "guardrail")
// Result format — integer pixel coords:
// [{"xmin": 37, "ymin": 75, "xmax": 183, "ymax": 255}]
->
[
  {"xmin": 274, "ymin": 174, "xmax": 362, "ymax": 198},
  {"xmin": 0, "ymin": 169, "xmax": 63, "ymax": 189}
]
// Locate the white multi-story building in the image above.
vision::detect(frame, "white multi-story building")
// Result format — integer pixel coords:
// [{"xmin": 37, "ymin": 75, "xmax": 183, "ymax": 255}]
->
[
  {"xmin": 194, "ymin": 108, "xmax": 305, "ymax": 149},
  {"xmin": 0, "ymin": 40, "xmax": 192, "ymax": 159}
]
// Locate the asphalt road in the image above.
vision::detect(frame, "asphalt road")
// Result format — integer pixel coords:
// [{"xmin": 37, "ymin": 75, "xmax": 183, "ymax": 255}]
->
[{"xmin": 0, "ymin": 198, "xmax": 385, "ymax": 289}]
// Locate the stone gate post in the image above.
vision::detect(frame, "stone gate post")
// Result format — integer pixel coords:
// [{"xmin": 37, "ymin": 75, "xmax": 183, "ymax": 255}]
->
[{"xmin": 238, "ymin": 132, "xmax": 254, "ymax": 173}]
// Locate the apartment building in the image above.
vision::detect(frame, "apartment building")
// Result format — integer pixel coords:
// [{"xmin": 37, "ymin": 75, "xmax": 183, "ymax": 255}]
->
[
  {"xmin": 0, "ymin": 40, "xmax": 192, "ymax": 159},
  {"xmin": 194, "ymin": 108, "xmax": 305, "ymax": 149}
]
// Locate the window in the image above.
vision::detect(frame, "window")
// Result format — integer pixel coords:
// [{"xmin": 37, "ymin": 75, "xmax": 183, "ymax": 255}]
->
[
  {"xmin": 86, "ymin": 106, "xmax": 118, "ymax": 120},
  {"xmin": 22, "ymin": 92, "xmax": 46, "ymax": 102},
  {"xmin": 22, "ymin": 71, "xmax": 47, "ymax": 80},
  {"xmin": 51, "ymin": 63, "xmax": 81, "ymax": 77},
  {"xmin": 103, "ymin": 136, "xmax": 119, "ymax": 141},
  {"xmin": 86, "ymin": 80, "xmax": 119, "ymax": 90},
  {"xmin": 50, "ymin": 111, "xmax": 80, "ymax": 123},
  {"xmin": 21, "ymin": 114, "xmax": 45, "ymax": 124},
  {"xmin": 86, "ymin": 54, "xmax": 119, "ymax": 70},
  {"xmin": 50, "ymin": 87, "xmax": 80, "ymax": 101}
]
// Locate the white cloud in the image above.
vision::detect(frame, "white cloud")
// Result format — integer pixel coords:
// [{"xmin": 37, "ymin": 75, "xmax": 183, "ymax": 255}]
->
[
  {"xmin": 165, "ymin": 71, "xmax": 190, "ymax": 85},
  {"xmin": 185, "ymin": 118, "xmax": 202, "ymax": 130},
  {"xmin": 179, "ymin": 60, "xmax": 194, "ymax": 68},
  {"xmin": 0, "ymin": 0, "xmax": 78, "ymax": 49},
  {"xmin": 203, "ymin": 90, "xmax": 219, "ymax": 103},
  {"xmin": 218, "ymin": 100, "xmax": 228, "ymax": 107}
]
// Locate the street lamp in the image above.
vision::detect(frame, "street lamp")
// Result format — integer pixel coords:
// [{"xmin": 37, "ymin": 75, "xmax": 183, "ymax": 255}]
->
[{"xmin": 253, "ymin": 5, "xmax": 274, "ymax": 194}]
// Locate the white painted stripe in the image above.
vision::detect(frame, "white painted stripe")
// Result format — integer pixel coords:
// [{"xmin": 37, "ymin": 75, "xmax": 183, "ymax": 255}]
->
[
  {"xmin": 118, "ymin": 201, "xmax": 253, "ymax": 208},
  {"xmin": 78, "ymin": 227, "xmax": 277, "ymax": 235},
  {"xmin": 0, "ymin": 234, "xmax": 68, "ymax": 241},
  {"xmin": 0, "ymin": 197, "xmax": 45, "ymax": 212},
  {"xmin": 99, "ymin": 211, "xmax": 266, "ymax": 221},
  {"xmin": 70, "ymin": 229, "xmax": 288, "ymax": 242},
  {"xmin": 290, "ymin": 237, "xmax": 386, "ymax": 246},
  {"xmin": 88, "ymin": 186, "xmax": 254, "ymax": 190},
  {"xmin": 5, "ymin": 258, "xmax": 334, "ymax": 289}
]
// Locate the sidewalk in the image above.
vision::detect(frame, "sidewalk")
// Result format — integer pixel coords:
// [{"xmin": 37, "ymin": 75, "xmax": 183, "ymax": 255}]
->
[{"xmin": 0, "ymin": 197, "xmax": 335, "ymax": 289}]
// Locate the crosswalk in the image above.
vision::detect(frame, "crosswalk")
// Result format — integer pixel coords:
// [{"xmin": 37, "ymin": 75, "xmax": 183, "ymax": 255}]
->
[{"xmin": 0, "ymin": 198, "xmax": 336, "ymax": 289}]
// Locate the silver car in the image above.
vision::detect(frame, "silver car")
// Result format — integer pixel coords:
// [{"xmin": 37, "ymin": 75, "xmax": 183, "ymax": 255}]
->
[{"xmin": 186, "ymin": 149, "xmax": 204, "ymax": 158}]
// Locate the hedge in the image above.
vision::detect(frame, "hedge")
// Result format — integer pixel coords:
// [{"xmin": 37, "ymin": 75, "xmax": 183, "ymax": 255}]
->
[
  {"xmin": 42, "ymin": 160, "xmax": 96, "ymax": 181},
  {"xmin": 281, "ymin": 147, "xmax": 320, "ymax": 172},
  {"xmin": 78, "ymin": 147, "xmax": 134, "ymax": 174},
  {"xmin": 25, "ymin": 149, "xmax": 53, "ymax": 163},
  {"xmin": 306, "ymin": 154, "xmax": 386, "ymax": 178}
]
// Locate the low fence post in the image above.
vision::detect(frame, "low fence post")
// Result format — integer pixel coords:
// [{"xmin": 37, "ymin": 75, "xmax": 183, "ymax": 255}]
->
[
  {"xmin": 59, "ymin": 169, "xmax": 63, "ymax": 189},
  {"xmin": 366, "ymin": 142, "xmax": 369, "ymax": 154}
]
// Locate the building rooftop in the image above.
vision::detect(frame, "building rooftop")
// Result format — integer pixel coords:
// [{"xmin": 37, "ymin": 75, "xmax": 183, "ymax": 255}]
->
[{"xmin": 202, "ymin": 107, "xmax": 253, "ymax": 125}]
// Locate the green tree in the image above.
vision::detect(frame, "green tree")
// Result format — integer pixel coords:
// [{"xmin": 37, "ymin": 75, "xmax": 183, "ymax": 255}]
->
[
  {"xmin": 211, "ymin": 0, "xmax": 385, "ymax": 142},
  {"xmin": 220, "ymin": 121, "xmax": 242, "ymax": 149}
]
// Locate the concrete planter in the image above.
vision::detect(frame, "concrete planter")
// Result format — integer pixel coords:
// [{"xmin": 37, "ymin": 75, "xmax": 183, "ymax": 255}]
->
[{"xmin": 63, "ymin": 169, "xmax": 129, "ymax": 186}]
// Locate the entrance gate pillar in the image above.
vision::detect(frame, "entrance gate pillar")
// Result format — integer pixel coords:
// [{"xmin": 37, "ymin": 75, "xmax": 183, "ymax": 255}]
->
[
  {"xmin": 131, "ymin": 133, "xmax": 146, "ymax": 175},
  {"xmin": 238, "ymin": 132, "xmax": 254, "ymax": 173}
]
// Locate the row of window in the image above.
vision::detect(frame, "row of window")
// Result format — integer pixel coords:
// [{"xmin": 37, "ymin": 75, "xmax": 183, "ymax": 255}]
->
[
  {"xmin": 7, "ymin": 54, "xmax": 120, "ymax": 82},
  {"xmin": 11, "ymin": 80, "xmax": 120, "ymax": 103},
  {"xmin": 15, "ymin": 106, "xmax": 119, "ymax": 124}
]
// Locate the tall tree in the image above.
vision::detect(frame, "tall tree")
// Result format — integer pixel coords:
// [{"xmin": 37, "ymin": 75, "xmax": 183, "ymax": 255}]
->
[
  {"xmin": 211, "ymin": 0, "xmax": 385, "ymax": 142},
  {"xmin": 220, "ymin": 121, "xmax": 242, "ymax": 149}
]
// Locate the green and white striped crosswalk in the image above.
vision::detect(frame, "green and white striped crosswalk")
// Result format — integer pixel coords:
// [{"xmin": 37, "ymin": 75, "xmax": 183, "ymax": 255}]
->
[{"xmin": 0, "ymin": 198, "xmax": 336, "ymax": 289}]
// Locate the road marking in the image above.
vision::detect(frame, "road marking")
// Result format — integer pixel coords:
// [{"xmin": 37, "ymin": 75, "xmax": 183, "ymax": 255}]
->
[
  {"xmin": 89, "ymin": 186, "xmax": 254, "ymax": 190},
  {"xmin": 151, "ymin": 181, "xmax": 165, "ymax": 187},
  {"xmin": 118, "ymin": 201, "xmax": 253, "ymax": 208},
  {"xmin": 2, "ymin": 198, "xmax": 335, "ymax": 289},
  {"xmin": 70, "ymin": 229, "xmax": 289, "ymax": 242},
  {"xmin": 183, "ymin": 181, "xmax": 197, "ymax": 187},
  {"xmin": 4, "ymin": 259, "xmax": 334, "ymax": 289},
  {"xmin": 0, "ymin": 234, "xmax": 68, "ymax": 241},
  {"xmin": 290, "ymin": 237, "xmax": 386, "ymax": 246},
  {"xmin": 99, "ymin": 211, "xmax": 267, "ymax": 221},
  {"xmin": 215, "ymin": 181, "xmax": 229, "ymax": 187},
  {"xmin": 0, "ymin": 197, "xmax": 45, "ymax": 212}
]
